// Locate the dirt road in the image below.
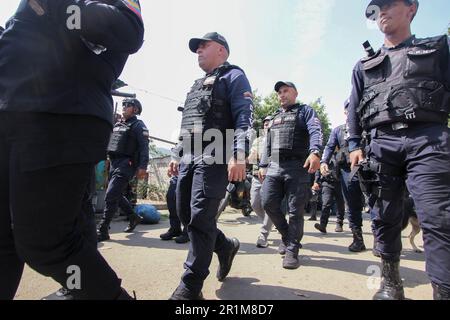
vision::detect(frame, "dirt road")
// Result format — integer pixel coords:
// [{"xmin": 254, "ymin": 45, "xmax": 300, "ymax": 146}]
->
[{"xmin": 14, "ymin": 208, "xmax": 430, "ymax": 300}]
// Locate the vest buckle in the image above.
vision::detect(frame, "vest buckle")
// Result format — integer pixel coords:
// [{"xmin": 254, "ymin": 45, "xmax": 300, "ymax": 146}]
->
[
  {"xmin": 405, "ymin": 110, "xmax": 416, "ymax": 121},
  {"xmin": 391, "ymin": 122, "xmax": 409, "ymax": 131}
]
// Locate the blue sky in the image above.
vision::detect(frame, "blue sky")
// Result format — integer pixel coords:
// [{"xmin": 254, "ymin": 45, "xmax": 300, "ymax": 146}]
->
[{"xmin": 1, "ymin": 0, "xmax": 449, "ymax": 147}]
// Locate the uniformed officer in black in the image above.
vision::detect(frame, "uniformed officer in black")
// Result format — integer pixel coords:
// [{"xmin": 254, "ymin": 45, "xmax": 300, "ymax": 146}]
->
[
  {"xmin": 168, "ymin": 32, "xmax": 253, "ymax": 300},
  {"xmin": 313, "ymin": 155, "xmax": 346, "ymax": 234},
  {"xmin": 97, "ymin": 98, "xmax": 149, "ymax": 242},
  {"xmin": 259, "ymin": 81, "xmax": 323, "ymax": 270},
  {"xmin": 159, "ymin": 175, "xmax": 190, "ymax": 244},
  {"xmin": 320, "ymin": 101, "xmax": 367, "ymax": 252},
  {"xmin": 0, "ymin": 0, "xmax": 144, "ymax": 300},
  {"xmin": 348, "ymin": 0, "xmax": 450, "ymax": 300},
  {"xmin": 159, "ymin": 145, "xmax": 190, "ymax": 243}
]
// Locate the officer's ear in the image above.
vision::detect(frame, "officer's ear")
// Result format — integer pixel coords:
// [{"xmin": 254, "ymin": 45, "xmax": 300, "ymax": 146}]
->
[
  {"xmin": 133, "ymin": 106, "xmax": 139, "ymax": 115},
  {"xmin": 408, "ymin": 3, "xmax": 418, "ymax": 22},
  {"xmin": 218, "ymin": 45, "xmax": 229, "ymax": 61}
]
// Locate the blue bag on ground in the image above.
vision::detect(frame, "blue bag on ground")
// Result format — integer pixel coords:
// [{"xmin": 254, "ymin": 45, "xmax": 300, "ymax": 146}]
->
[{"xmin": 135, "ymin": 204, "xmax": 161, "ymax": 224}]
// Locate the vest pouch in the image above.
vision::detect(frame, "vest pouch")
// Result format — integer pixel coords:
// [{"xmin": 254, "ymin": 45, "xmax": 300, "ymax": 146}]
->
[
  {"xmin": 405, "ymin": 49, "xmax": 439, "ymax": 79},
  {"xmin": 388, "ymin": 87, "xmax": 420, "ymax": 116},
  {"xmin": 197, "ymin": 96, "xmax": 212, "ymax": 115},
  {"xmin": 108, "ymin": 126, "xmax": 129, "ymax": 153},
  {"xmin": 357, "ymin": 90, "xmax": 380, "ymax": 118},
  {"xmin": 362, "ymin": 53, "xmax": 388, "ymax": 88},
  {"xmin": 271, "ymin": 127, "xmax": 294, "ymax": 151},
  {"xmin": 422, "ymin": 82, "xmax": 449, "ymax": 113}
]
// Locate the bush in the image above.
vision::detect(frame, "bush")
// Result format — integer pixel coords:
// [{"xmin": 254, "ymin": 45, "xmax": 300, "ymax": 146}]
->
[{"xmin": 147, "ymin": 183, "xmax": 167, "ymax": 202}]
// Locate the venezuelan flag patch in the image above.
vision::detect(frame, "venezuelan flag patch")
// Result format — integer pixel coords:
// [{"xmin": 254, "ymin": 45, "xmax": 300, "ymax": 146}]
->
[{"xmin": 121, "ymin": 0, "xmax": 142, "ymax": 19}]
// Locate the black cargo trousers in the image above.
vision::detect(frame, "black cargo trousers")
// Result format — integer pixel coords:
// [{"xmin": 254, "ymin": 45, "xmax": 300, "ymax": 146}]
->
[{"xmin": 0, "ymin": 112, "xmax": 123, "ymax": 300}]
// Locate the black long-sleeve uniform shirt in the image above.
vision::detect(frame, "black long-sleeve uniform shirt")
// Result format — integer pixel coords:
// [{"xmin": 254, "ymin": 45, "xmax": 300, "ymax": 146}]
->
[{"xmin": 0, "ymin": 0, "xmax": 144, "ymax": 127}]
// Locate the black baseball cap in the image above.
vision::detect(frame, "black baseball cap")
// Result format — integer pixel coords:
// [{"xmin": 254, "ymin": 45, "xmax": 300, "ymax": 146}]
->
[
  {"xmin": 366, "ymin": 0, "xmax": 419, "ymax": 19},
  {"xmin": 189, "ymin": 32, "xmax": 230, "ymax": 54},
  {"xmin": 122, "ymin": 98, "xmax": 142, "ymax": 115},
  {"xmin": 274, "ymin": 81, "xmax": 297, "ymax": 93}
]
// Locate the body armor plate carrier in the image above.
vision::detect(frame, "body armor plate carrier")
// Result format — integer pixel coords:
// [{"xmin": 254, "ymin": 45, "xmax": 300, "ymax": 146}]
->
[
  {"xmin": 358, "ymin": 35, "xmax": 449, "ymax": 129},
  {"xmin": 107, "ymin": 119, "xmax": 139, "ymax": 157},
  {"xmin": 268, "ymin": 104, "xmax": 310, "ymax": 160},
  {"xmin": 179, "ymin": 64, "xmax": 243, "ymax": 140}
]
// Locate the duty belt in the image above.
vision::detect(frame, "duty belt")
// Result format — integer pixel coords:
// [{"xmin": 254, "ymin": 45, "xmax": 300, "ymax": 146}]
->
[{"xmin": 377, "ymin": 121, "xmax": 425, "ymax": 135}]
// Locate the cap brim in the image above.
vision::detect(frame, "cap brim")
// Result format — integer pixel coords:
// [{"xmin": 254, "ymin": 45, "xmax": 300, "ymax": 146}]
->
[
  {"xmin": 274, "ymin": 81, "xmax": 288, "ymax": 92},
  {"xmin": 365, "ymin": 0, "xmax": 392, "ymax": 18},
  {"xmin": 274, "ymin": 81, "xmax": 297, "ymax": 92},
  {"xmin": 189, "ymin": 38, "xmax": 207, "ymax": 53}
]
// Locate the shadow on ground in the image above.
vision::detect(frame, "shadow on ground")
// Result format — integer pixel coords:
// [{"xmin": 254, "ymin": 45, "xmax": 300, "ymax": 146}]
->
[
  {"xmin": 215, "ymin": 277, "xmax": 348, "ymax": 300},
  {"xmin": 299, "ymin": 254, "xmax": 429, "ymax": 289}
]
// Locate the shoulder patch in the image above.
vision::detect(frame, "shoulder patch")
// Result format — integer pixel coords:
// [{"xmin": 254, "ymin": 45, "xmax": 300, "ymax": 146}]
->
[
  {"xmin": 120, "ymin": 0, "xmax": 142, "ymax": 19},
  {"xmin": 243, "ymin": 92, "xmax": 253, "ymax": 99}
]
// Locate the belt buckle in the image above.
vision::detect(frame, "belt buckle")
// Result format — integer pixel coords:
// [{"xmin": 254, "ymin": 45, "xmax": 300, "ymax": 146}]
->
[{"xmin": 391, "ymin": 122, "xmax": 409, "ymax": 131}]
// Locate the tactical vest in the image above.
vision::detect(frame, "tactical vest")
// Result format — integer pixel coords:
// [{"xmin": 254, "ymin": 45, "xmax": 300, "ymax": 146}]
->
[
  {"xmin": 179, "ymin": 64, "xmax": 242, "ymax": 139},
  {"xmin": 107, "ymin": 119, "xmax": 139, "ymax": 157},
  {"xmin": 335, "ymin": 124, "xmax": 351, "ymax": 167},
  {"xmin": 268, "ymin": 104, "xmax": 310, "ymax": 160},
  {"xmin": 357, "ymin": 35, "xmax": 449, "ymax": 129}
]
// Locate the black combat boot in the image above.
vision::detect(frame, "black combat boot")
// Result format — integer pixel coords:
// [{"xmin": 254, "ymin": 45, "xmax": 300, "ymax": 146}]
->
[
  {"xmin": 175, "ymin": 231, "xmax": 190, "ymax": 244},
  {"xmin": 216, "ymin": 238, "xmax": 240, "ymax": 282},
  {"xmin": 41, "ymin": 287, "xmax": 74, "ymax": 300},
  {"xmin": 314, "ymin": 223, "xmax": 327, "ymax": 234},
  {"xmin": 308, "ymin": 203, "xmax": 318, "ymax": 221},
  {"xmin": 373, "ymin": 259, "xmax": 405, "ymax": 300},
  {"xmin": 116, "ymin": 288, "xmax": 136, "ymax": 300},
  {"xmin": 160, "ymin": 228, "xmax": 182, "ymax": 241},
  {"xmin": 432, "ymin": 283, "xmax": 450, "ymax": 300},
  {"xmin": 97, "ymin": 220, "xmax": 110, "ymax": 242},
  {"xmin": 124, "ymin": 213, "xmax": 143, "ymax": 233},
  {"xmin": 348, "ymin": 228, "xmax": 366, "ymax": 252},
  {"xmin": 169, "ymin": 286, "xmax": 204, "ymax": 301},
  {"xmin": 282, "ymin": 248, "xmax": 300, "ymax": 270}
]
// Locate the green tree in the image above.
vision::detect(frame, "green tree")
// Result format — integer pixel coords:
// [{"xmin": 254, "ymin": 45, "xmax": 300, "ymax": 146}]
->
[
  {"xmin": 149, "ymin": 142, "xmax": 164, "ymax": 158},
  {"xmin": 252, "ymin": 91, "xmax": 280, "ymax": 131},
  {"xmin": 309, "ymin": 98, "xmax": 332, "ymax": 145},
  {"xmin": 252, "ymin": 91, "xmax": 332, "ymax": 145}
]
